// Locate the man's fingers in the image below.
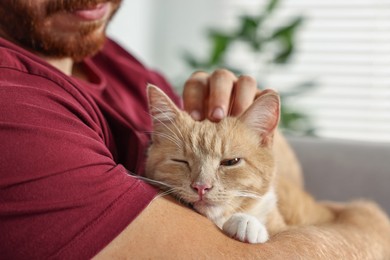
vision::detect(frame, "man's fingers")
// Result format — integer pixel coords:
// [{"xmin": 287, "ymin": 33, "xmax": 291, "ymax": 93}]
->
[
  {"xmin": 183, "ymin": 71, "xmax": 209, "ymax": 120},
  {"xmin": 229, "ymin": 75, "xmax": 257, "ymax": 116},
  {"xmin": 207, "ymin": 69, "xmax": 236, "ymax": 121},
  {"xmin": 183, "ymin": 69, "xmax": 259, "ymax": 122}
]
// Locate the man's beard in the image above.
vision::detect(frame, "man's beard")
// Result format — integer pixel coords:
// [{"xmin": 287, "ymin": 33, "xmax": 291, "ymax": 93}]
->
[{"xmin": 0, "ymin": 0, "xmax": 121, "ymax": 61}]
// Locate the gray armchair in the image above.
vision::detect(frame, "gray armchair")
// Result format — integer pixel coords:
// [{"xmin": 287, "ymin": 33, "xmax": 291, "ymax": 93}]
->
[{"xmin": 288, "ymin": 136, "xmax": 390, "ymax": 215}]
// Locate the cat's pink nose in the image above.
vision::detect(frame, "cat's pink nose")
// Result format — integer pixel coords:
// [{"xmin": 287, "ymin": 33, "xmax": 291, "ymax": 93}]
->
[{"xmin": 191, "ymin": 182, "xmax": 213, "ymax": 198}]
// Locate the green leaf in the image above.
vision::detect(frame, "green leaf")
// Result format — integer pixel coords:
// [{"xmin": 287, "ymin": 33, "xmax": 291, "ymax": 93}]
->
[
  {"xmin": 250, "ymin": 41, "xmax": 262, "ymax": 51},
  {"xmin": 208, "ymin": 30, "xmax": 232, "ymax": 66},
  {"xmin": 265, "ymin": 0, "xmax": 280, "ymax": 14},
  {"xmin": 271, "ymin": 16, "xmax": 303, "ymax": 39},
  {"xmin": 273, "ymin": 38, "xmax": 294, "ymax": 63},
  {"xmin": 236, "ymin": 15, "xmax": 264, "ymax": 51},
  {"xmin": 237, "ymin": 15, "xmax": 258, "ymax": 41},
  {"xmin": 265, "ymin": 17, "xmax": 303, "ymax": 63},
  {"xmin": 280, "ymin": 106, "xmax": 315, "ymax": 135}
]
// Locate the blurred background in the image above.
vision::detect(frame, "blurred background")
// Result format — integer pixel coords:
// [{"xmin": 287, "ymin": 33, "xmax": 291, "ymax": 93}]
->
[{"xmin": 107, "ymin": 0, "xmax": 390, "ymax": 143}]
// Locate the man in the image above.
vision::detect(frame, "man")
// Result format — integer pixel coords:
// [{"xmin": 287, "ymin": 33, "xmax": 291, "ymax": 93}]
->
[{"xmin": 0, "ymin": 0, "xmax": 389, "ymax": 259}]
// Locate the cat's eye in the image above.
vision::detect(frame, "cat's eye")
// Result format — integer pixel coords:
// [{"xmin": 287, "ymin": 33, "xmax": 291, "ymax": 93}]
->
[
  {"xmin": 220, "ymin": 158, "xmax": 241, "ymax": 166},
  {"xmin": 171, "ymin": 159, "xmax": 189, "ymax": 165}
]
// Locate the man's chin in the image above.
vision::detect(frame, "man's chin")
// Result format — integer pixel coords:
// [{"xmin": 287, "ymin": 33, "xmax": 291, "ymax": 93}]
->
[{"xmin": 32, "ymin": 33, "xmax": 107, "ymax": 61}]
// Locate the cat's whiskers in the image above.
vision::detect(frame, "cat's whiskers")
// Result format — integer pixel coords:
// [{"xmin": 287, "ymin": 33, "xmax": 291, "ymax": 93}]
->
[
  {"xmin": 156, "ymin": 189, "xmax": 177, "ymax": 198},
  {"xmin": 132, "ymin": 175, "xmax": 175, "ymax": 189},
  {"xmin": 135, "ymin": 175, "xmax": 191, "ymax": 203},
  {"xmin": 234, "ymin": 190, "xmax": 264, "ymax": 200},
  {"xmin": 138, "ymin": 177, "xmax": 191, "ymax": 202},
  {"xmin": 156, "ymin": 185, "xmax": 195, "ymax": 208},
  {"xmin": 209, "ymin": 191, "xmax": 230, "ymax": 203},
  {"xmin": 175, "ymin": 194, "xmax": 193, "ymax": 208}
]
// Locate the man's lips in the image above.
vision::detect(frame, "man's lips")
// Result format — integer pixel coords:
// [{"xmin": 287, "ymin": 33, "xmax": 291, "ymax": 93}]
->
[{"xmin": 73, "ymin": 3, "xmax": 109, "ymax": 20}]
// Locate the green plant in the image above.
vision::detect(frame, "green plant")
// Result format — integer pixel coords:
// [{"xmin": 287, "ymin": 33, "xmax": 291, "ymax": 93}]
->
[{"xmin": 181, "ymin": 0, "xmax": 316, "ymax": 135}]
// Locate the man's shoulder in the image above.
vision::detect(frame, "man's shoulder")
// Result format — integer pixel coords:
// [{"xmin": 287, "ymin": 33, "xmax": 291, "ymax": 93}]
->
[
  {"xmin": 0, "ymin": 38, "xmax": 56, "ymax": 78},
  {"xmin": 0, "ymin": 38, "xmax": 91, "ymax": 99},
  {"xmin": 0, "ymin": 39, "xmax": 102, "ymax": 127}
]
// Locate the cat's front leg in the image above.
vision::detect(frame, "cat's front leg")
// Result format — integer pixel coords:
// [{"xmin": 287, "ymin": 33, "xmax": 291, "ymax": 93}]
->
[{"xmin": 222, "ymin": 213, "xmax": 269, "ymax": 244}]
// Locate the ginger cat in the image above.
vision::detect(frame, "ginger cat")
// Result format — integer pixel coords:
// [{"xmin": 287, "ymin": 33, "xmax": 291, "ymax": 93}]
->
[{"xmin": 145, "ymin": 84, "xmax": 334, "ymax": 243}]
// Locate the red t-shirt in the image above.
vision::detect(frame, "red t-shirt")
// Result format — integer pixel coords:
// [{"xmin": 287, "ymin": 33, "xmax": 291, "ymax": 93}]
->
[{"xmin": 0, "ymin": 38, "xmax": 181, "ymax": 259}]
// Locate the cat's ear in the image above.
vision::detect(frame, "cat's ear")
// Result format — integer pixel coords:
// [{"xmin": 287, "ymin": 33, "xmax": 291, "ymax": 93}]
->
[
  {"xmin": 147, "ymin": 84, "xmax": 181, "ymax": 126},
  {"xmin": 239, "ymin": 89, "xmax": 280, "ymax": 147}
]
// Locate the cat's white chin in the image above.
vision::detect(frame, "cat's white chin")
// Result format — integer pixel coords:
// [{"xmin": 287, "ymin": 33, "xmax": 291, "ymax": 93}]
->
[
  {"xmin": 193, "ymin": 201, "xmax": 225, "ymax": 227},
  {"xmin": 192, "ymin": 200, "xmax": 214, "ymax": 212}
]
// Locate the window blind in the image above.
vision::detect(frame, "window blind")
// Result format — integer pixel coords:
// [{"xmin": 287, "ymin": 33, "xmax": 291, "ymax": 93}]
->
[{"xmin": 224, "ymin": 0, "xmax": 390, "ymax": 142}]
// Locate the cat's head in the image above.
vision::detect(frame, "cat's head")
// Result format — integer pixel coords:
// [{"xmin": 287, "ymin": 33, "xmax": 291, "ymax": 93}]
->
[{"xmin": 145, "ymin": 84, "xmax": 280, "ymax": 223}]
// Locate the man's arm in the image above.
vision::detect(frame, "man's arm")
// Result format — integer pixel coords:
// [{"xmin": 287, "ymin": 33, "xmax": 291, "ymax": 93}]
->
[{"xmin": 95, "ymin": 196, "xmax": 390, "ymax": 259}]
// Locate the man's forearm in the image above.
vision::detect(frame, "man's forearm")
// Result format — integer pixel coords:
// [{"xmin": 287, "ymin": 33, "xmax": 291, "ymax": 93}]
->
[{"xmin": 95, "ymin": 197, "xmax": 390, "ymax": 259}]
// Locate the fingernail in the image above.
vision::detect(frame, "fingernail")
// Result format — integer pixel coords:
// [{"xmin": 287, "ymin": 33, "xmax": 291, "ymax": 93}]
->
[
  {"xmin": 211, "ymin": 107, "xmax": 224, "ymax": 120},
  {"xmin": 190, "ymin": 110, "xmax": 201, "ymax": 121}
]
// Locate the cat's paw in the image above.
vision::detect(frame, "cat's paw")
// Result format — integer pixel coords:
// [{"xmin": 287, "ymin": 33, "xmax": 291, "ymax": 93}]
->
[{"xmin": 222, "ymin": 213, "xmax": 269, "ymax": 244}]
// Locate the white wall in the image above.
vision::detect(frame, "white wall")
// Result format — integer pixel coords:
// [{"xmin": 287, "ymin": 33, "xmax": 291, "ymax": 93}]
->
[
  {"xmin": 107, "ymin": 0, "xmax": 227, "ymax": 83},
  {"xmin": 107, "ymin": 0, "xmax": 155, "ymax": 66}
]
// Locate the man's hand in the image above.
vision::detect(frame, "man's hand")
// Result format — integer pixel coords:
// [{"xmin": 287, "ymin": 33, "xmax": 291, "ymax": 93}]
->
[{"xmin": 182, "ymin": 69, "xmax": 261, "ymax": 122}]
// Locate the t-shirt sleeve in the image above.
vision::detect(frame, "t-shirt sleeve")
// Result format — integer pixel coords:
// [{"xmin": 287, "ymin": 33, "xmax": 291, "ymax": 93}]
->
[{"xmin": 0, "ymin": 69, "xmax": 157, "ymax": 259}]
